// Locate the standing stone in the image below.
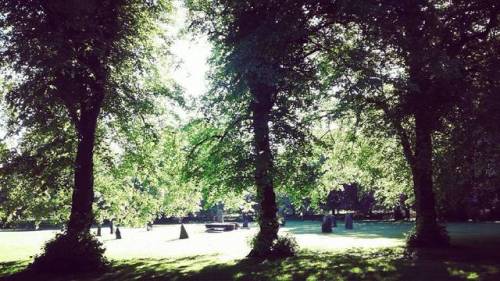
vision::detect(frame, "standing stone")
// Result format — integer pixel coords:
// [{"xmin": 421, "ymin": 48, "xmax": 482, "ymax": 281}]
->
[
  {"xmin": 115, "ymin": 227, "xmax": 122, "ymax": 239},
  {"xmin": 322, "ymin": 215, "xmax": 333, "ymax": 232},
  {"xmin": 242, "ymin": 215, "xmax": 249, "ymax": 228},
  {"xmin": 332, "ymin": 215, "xmax": 337, "ymax": 227},
  {"xmin": 216, "ymin": 207, "xmax": 224, "ymax": 223},
  {"xmin": 279, "ymin": 214, "xmax": 286, "ymax": 227},
  {"xmin": 110, "ymin": 220, "xmax": 114, "ymax": 234},
  {"xmin": 394, "ymin": 206, "xmax": 404, "ymax": 221},
  {"xmin": 404, "ymin": 208, "xmax": 411, "ymax": 220},
  {"xmin": 322, "ymin": 215, "xmax": 333, "ymax": 233},
  {"xmin": 345, "ymin": 213, "xmax": 353, "ymax": 230},
  {"xmin": 179, "ymin": 224, "xmax": 189, "ymax": 239}
]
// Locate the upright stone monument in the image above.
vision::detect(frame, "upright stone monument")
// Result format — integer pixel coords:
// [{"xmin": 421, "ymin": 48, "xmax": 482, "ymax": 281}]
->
[
  {"xmin": 322, "ymin": 214, "xmax": 333, "ymax": 233},
  {"xmin": 179, "ymin": 224, "xmax": 189, "ymax": 239},
  {"xmin": 115, "ymin": 227, "xmax": 122, "ymax": 239},
  {"xmin": 242, "ymin": 215, "xmax": 249, "ymax": 228},
  {"xmin": 216, "ymin": 207, "xmax": 224, "ymax": 223},
  {"xmin": 278, "ymin": 213, "xmax": 286, "ymax": 227},
  {"xmin": 345, "ymin": 213, "xmax": 353, "ymax": 229}
]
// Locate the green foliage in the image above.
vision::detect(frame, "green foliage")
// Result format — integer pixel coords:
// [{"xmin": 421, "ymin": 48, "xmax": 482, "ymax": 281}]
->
[
  {"xmin": 183, "ymin": 119, "xmax": 254, "ymax": 206},
  {"xmin": 94, "ymin": 124, "xmax": 201, "ymax": 226},
  {"xmin": 310, "ymin": 120, "xmax": 412, "ymax": 210},
  {"xmin": 0, "ymin": 130, "xmax": 73, "ymax": 227},
  {"xmin": 0, "ymin": 0, "xmax": 174, "ymax": 130},
  {"xmin": 29, "ymin": 232, "xmax": 108, "ymax": 274}
]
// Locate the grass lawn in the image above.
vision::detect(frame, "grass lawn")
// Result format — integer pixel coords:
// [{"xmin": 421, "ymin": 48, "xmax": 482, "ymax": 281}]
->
[{"xmin": 1, "ymin": 221, "xmax": 500, "ymax": 280}]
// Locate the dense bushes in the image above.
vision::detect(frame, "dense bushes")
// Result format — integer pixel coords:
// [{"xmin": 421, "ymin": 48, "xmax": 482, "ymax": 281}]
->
[
  {"xmin": 406, "ymin": 224, "xmax": 449, "ymax": 248},
  {"xmin": 28, "ymin": 232, "xmax": 108, "ymax": 274},
  {"xmin": 249, "ymin": 233, "xmax": 298, "ymax": 259}
]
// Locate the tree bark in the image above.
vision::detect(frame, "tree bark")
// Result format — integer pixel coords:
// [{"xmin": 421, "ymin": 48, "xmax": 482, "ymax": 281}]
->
[
  {"xmin": 66, "ymin": 102, "xmax": 102, "ymax": 236},
  {"xmin": 409, "ymin": 107, "xmax": 447, "ymax": 246},
  {"xmin": 247, "ymin": 83, "xmax": 279, "ymax": 258},
  {"xmin": 403, "ymin": 2, "xmax": 448, "ymax": 245}
]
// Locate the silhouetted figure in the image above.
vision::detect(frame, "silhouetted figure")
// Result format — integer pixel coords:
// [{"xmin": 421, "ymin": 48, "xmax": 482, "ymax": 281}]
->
[
  {"xmin": 179, "ymin": 224, "xmax": 189, "ymax": 239},
  {"xmin": 115, "ymin": 227, "xmax": 122, "ymax": 239}
]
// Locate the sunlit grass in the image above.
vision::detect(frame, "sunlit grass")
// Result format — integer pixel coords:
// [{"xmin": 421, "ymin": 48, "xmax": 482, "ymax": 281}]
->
[{"xmin": 2, "ymin": 248, "xmax": 500, "ymax": 281}]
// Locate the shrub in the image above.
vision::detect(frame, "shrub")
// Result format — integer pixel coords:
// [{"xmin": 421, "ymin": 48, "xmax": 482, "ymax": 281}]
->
[
  {"xmin": 406, "ymin": 224, "xmax": 449, "ymax": 248},
  {"xmin": 28, "ymin": 231, "xmax": 109, "ymax": 274},
  {"xmin": 272, "ymin": 233, "xmax": 298, "ymax": 257},
  {"xmin": 248, "ymin": 233, "xmax": 299, "ymax": 259}
]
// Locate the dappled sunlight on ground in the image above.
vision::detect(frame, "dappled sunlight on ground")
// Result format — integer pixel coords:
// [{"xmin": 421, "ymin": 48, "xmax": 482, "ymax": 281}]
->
[
  {"xmin": 2, "ymin": 220, "xmax": 500, "ymax": 263},
  {"xmin": 2, "ymin": 248, "xmax": 500, "ymax": 281},
  {"xmin": 2, "ymin": 221, "xmax": 500, "ymax": 280}
]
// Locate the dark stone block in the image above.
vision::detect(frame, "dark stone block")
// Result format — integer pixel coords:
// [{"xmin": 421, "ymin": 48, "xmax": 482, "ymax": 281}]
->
[
  {"xmin": 115, "ymin": 227, "xmax": 122, "ymax": 239},
  {"xmin": 322, "ymin": 215, "xmax": 333, "ymax": 233},
  {"xmin": 179, "ymin": 224, "xmax": 189, "ymax": 239},
  {"xmin": 345, "ymin": 213, "xmax": 353, "ymax": 229}
]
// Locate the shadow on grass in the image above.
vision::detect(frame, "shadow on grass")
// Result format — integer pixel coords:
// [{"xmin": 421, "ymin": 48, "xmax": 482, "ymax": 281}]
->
[{"xmin": 2, "ymin": 247, "xmax": 499, "ymax": 281}]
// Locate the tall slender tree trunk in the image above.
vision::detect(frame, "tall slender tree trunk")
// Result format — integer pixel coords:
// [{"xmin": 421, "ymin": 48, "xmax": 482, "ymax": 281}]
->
[
  {"xmin": 248, "ymin": 84, "xmax": 279, "ymax": 258},
  {"xmin": 67, "ymin": 104, "xmax": 102, "ymax": 236}
]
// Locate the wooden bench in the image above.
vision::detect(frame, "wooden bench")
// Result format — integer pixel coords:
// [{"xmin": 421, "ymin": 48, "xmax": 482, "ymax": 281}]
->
[{"xmin": 205, "ymin": 222, "xmax": 240, "ymax": 232}]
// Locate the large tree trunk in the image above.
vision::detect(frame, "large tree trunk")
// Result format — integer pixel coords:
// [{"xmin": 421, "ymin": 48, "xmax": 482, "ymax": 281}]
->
[
  {"xmin": 403, "ymin": 2, "xmax": 448, "ymax": 244},
  {"xmin": 67, "ymin": 105, "xmax": 101, "ymax": 236},
  {"xmin": 248, "ymin": 84, "xmax": 279, "ymax": 258},
  {"xmin": 410, "ymin": 108, "xmax": 448, "ymax": 246}
]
